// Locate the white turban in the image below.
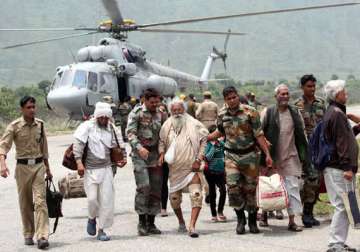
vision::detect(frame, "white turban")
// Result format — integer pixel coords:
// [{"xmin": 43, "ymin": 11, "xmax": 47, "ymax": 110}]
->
[{"xmin": 94, "ymin": 102, "xmax": 112, "ymax": 118}]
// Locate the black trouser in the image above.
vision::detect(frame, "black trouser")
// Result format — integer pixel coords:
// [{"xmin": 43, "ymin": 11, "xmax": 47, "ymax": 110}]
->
[
  {"xmin": 204, "ymin": 171, "xmax": 226, "ymax": 217},
  {"xmin": 161, "ymin": 163, "xmax": 169, "ymax": 210}
]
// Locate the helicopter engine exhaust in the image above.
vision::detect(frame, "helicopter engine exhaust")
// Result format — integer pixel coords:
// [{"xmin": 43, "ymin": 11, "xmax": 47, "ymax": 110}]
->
[{"xmin": 144, "ymin": 75, "xmax": 177, "ymax": 96}]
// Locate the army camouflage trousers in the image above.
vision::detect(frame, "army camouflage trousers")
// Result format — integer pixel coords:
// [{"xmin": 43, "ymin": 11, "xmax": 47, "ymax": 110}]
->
[
  {"xmin": 225, "ymin": 158, "xmax": 259, "ymax": 212},
  {"xmin": 301, "ymin": 175, "xmax": 321, "ymax": 205},
  {"xmin": 15, "ymin": 163, "xmax": 49, "ymax": 240},
  {"xmin": 132, "ymin": 156, "xmax": 163, "ymax": 215}
]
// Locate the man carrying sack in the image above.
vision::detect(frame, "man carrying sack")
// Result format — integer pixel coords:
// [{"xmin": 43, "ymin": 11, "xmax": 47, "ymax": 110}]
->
[
  {"xmin": 73, "ymin": 102, "xmax": 126, "ymax": 241},
  {"xmin": 0, "ymin": 96, "xmax": 52, "ymax": 249}
]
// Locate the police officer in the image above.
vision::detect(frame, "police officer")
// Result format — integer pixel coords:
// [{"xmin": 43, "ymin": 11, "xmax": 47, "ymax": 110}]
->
[
  {"xmin": 0, "ymin": 96, "xmax": 52, "ymax": 249},
  {"xmin": 294, "ymin": 74, "xmax": 326, "ymax": 228},
  {"xmin": 196, "ymin": 91, "xmax": 219, "ymax": 129},
  {"xmin": 126, "ymin": 88, "xmax": 167, "ymax": 236},
  {"xmin": 208, "ymin": 86, "xmax": 272, "ymax": 235}
]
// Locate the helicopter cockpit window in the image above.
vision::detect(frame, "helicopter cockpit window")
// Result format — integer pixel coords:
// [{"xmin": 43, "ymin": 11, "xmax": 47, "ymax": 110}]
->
[
  {"xmin": 99, "ymin": 72, "xmax": 115, "ymax": 93},
  {"xmin": 88, "ymin": 72, "xmax": 98, "ymax": 92},
  {"xmin": 59, "ymin": 70, "xmax": 73, "ymax": 87},
  {"xmin": 73, "ymin": 70, "xmax": 87, "ymax": 89}
]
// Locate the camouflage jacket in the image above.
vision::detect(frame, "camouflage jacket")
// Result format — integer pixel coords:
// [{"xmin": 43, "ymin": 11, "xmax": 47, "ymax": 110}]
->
[
  {"xmin": 217, "ymin": 104, "xmax": 263, "ymax": 151},
  {"xmin": 126, "ymin": 104, "xmax": 167, "ymax": 152},
  {"xmin": 294, "ymin": 95, "xmax": 326, "ymax": 137}
]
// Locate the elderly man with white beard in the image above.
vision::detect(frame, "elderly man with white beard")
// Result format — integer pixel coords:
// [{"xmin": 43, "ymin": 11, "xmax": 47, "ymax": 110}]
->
[{"xmin": 159, "ymin": 97, "xmax": 208, "ymax": 238}]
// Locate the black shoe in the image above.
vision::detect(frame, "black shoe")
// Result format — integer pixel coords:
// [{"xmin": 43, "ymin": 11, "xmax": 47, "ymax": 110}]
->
[
  {"xmin": 37, "ymin": 238, "xmax": 49, "ymax": 250},
  {"xmin": 138, "ymin": 214, "xmax": 149, "ymax": 236},
  {"xmin": 311, "ymin": 216, "xmax": 320, "ymax": 226},
  {"xmin": 24, "ymin": 238, "xmax": 34, "ymax": 246},
  {"xmin": 259, "ymin": 212, "xmax": 269, "ymax": 227},
  {"xmin": 147, "ymin": 215, "xmax": 161, "ymax": 235},
  {"xmin": 302, "ymin": 214, "xmax": 313, "ymax": 228},
  {"xmin": 248, "ymin": 211, "xmax": 260, "ymax": 234},
  {"xmin": 235, "ymin": 209, "xmax": 246, "ymax": 235}
]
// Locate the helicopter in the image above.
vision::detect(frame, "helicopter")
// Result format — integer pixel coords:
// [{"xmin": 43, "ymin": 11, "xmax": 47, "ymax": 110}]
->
[{"xmin": 1, "ymin": 0, "xmax": 359, "ymax": 120}]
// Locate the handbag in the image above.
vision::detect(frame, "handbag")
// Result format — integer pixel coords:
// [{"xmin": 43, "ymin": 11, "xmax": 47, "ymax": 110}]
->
[
  {"xmin": 342, "ymin": 180, "xmax": 360, "ymax": 229},
  {"xmin": 257, "ymin": 174, "xmax": 289, "ymax": 211},
  {"xmin": 46, "ymin": 178, "xmax": 63, "ymax": 234},
  {"xmin": 110, "ymin": 124, "xmax": 124, "ymax": 164},
  {"xmin": 58, "ymin": 172, "xmax": 86, "ymax": 199},
  {"xmin": 62, "ymin": 141, "xmax": 88, "ymax": 170}
]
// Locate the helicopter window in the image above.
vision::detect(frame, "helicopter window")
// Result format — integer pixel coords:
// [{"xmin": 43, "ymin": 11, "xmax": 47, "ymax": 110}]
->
[
  {"xmin": 73, "ymin": 70, "xmax": 87, "ymax": 89},
  {"xmin": 59, "ymin": 70, "xmax": 73, "ymax": 87},
  {"xmin": 99, "ymin": 72, "xmax": 115, "ymax": 93},
  {"xmin": 88, "ymin": 72, "xmax": 98, "ymax": 91}
]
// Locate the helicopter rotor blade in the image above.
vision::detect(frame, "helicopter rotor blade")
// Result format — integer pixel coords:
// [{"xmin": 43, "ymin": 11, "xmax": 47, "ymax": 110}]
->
[
  {"xmin": 138, "ymin": 2, "xmax": 359, "ymax": 28},
  {"xmin": 137, "ymin": 28, "xmax": 246, "ymax": 36},
  {"xmin": 2, "ymin": 31, "xmax": 99, "ymax": 49},
  {"xmin": 224, "ymin": 29, "xmax": 231, "ymax": 52},
  {"xmin": 101, "ymin": 0, "xmax": 124, "ymax": 25},
  {"xmin": 0, "ymin": 28, "xmax": 97, "ymax": 32}
]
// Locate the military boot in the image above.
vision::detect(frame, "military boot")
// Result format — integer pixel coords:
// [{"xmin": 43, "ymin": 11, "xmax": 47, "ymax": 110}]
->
[
  {"xmin": 137, "ymin": 215, "xmax": 149, "ymax": 236},
  {"xmin": 309, "ymin": 203, "xmax": 320, "ymax": 226},
  {"xmin": 147, "ymin": 215, "xmax": 162, "ymax": 234},
  {"xmin": 235, "ymin": 209, "xmax": 246, "ymax": 235},
  {"xmin": 302, "ymin": 203, "xmax": 313, "ymax": 228},
  {"xmin": 248, "ymin": 210, "xmax": 260, "ymax": 234}
]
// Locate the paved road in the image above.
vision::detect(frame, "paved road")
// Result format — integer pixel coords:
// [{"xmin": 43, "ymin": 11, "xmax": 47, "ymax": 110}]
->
[{"xmin": 1, "ymin": 106, "xmax": 360, "ymax": 252}]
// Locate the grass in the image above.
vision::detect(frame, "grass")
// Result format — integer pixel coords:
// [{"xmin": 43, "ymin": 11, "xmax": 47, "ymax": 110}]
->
[{"xmin": 314, "ymin": 193, "xmax": 334, "ymax": 216}]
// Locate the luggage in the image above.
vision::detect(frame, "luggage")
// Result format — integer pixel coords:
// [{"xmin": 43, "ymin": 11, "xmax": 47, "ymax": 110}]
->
[
  {"xmin": 46, "ymin": 178, "xmax": 63, "ymax": 234},
  {"xmin": 62, "ymin": 143, "xmax": 88, "ymax": 170},
  {"xmin": 257, "ymin": 174, "xmax": 288, "ymax": 211},
  {"xmin": 58, "ymin": 172, "xmax": 86, "ymax": 199},
  {"xmin": 110, "ymin": 124, "xmax": 124, "ymax": 164},
  {"xmin": 342, "ymin": 181, "xmax": 360, "ymax": 229}
]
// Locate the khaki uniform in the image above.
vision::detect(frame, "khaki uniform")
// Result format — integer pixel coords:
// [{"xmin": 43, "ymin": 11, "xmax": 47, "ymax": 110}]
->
[
  {"xmin": 294, "ymin": 95, "xmax": 326, "ymax": 205},
  {"xmin": 196, "ymin": 99, "xmax": 219, "ymax": 129},
  {"xmin": 0, "ymin": 117, "xmax": 49, "ymax": 240},
  {"xmin": 127, "ymin": 105, "xmax": 167, "ymax": 215},
  {"xmin": 217, "ymin": 105, "xmax": 263, "ymax": 212},
  {"xmin": 187, "ymin": 100, "xmax": 199, "ymax": 118}
]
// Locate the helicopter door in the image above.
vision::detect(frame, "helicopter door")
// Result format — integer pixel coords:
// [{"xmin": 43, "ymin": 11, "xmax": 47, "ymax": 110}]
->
[
  {"xmin": 87, "ymin": 71, "xmax": 100, "ymax": 106},
  {"xmin": 117, "ymin": 76, "xmax": 127, "ymax": 102}
]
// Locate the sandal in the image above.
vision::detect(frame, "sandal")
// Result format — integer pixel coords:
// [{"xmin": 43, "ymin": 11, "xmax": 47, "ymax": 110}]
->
[
  {"xmin": 178, "ymin": 223, "xmax": 187, "ymax": 233},
  {"xmin": 97, "ymin": 230, "xmax": 111, "ymax": 241},
  {"xmin": 288, "ymin": 223, "xmax": 303, "ymax": 232},
  {"xmin": 211, "ymin": 216, "xmax": 218, "ymax": 222},
  {"xmin": 217, "ymin": 215, "xmax": 227, "ymax": 222},
  {"xmin": 189, "ymin": 229, "xmax": 199, "ymax": 238}
]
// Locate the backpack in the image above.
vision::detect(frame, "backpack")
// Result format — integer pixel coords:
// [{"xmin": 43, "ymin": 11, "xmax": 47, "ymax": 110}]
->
[
  {"xmin": 46, "ymin": 178, "xmax": 63, "ymax": 234},
  {"xmin": 309, "ymin": 120, "xmax": 334, "ymax": 171}
]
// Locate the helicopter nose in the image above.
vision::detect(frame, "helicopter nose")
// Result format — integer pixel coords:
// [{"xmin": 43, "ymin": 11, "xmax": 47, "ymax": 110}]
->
[{"xmin": 47, "ymin": 87, "xmax": 88, "ymax": 116}]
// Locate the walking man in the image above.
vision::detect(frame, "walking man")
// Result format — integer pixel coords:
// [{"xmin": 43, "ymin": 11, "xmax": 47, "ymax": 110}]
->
[
  {"xmin": 294, "ymin": 74, "xmax": 326, "ymax": 228},
  {"xmin": 261, "ymin": 84, "xmax": 310, "ymax": 232},
  {"xmin": 0, "ymin": 96, "xmax": 52, "ymax": 249},
  {"xmin": 74, "ymin": 102, "xmax": 126, "ymax": 241},
  {"xmin": 323, "ymin": 80, "xmax": 358, "ymax": 252},
  {"xmin": 127, "ymin": 88, "xmax": 167, "ymax": 236},
  {"xmin": 208, "ymin": 86, "xmax": 272, "ymax": 235},
  {"xmin": 159, "ymin": 98, "xmax": 208, "ymax": 237}
]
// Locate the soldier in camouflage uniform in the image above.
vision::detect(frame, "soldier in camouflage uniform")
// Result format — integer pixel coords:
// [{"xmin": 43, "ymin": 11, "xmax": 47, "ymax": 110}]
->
[
  {"xmin": 118, "ymin": 96, "xmax": 132, "ymax": 142},
  {"xmin": 126, "ymin": 88, "xmax": 167, "ymax": 236},
  {"xmin": 208, "ymin": 86, "xmax": 272, "ymax": 235},
  {"xmin": 294, "ymin": 74, "xmax": 326, "ymax": 228}
]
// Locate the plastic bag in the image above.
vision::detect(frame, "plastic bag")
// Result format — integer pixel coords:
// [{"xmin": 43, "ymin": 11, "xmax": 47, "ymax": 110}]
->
[
  {"xmin": 257, "ymin": 174, "xmax": 288, "ymax": 211},
  {"xmin": 165, "ymin": 136, "xmax": 176, "ymax": 164}
]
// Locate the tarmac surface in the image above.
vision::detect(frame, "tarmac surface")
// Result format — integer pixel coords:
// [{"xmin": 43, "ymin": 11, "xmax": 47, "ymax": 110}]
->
[{"xmin": 1, "ymin": 105, "xmax": 360, "ymax": 252}]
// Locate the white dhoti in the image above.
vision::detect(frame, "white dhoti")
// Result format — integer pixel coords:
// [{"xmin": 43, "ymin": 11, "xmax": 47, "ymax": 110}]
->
[{"xmin": 84, "ymin": 166, "xmax": 115, "ymax": 229}]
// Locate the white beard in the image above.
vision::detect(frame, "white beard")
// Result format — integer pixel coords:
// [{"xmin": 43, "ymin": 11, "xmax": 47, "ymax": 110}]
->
[{"xmin": 171, "ymin": 114, "xmax": 185, "ymax": 133}]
